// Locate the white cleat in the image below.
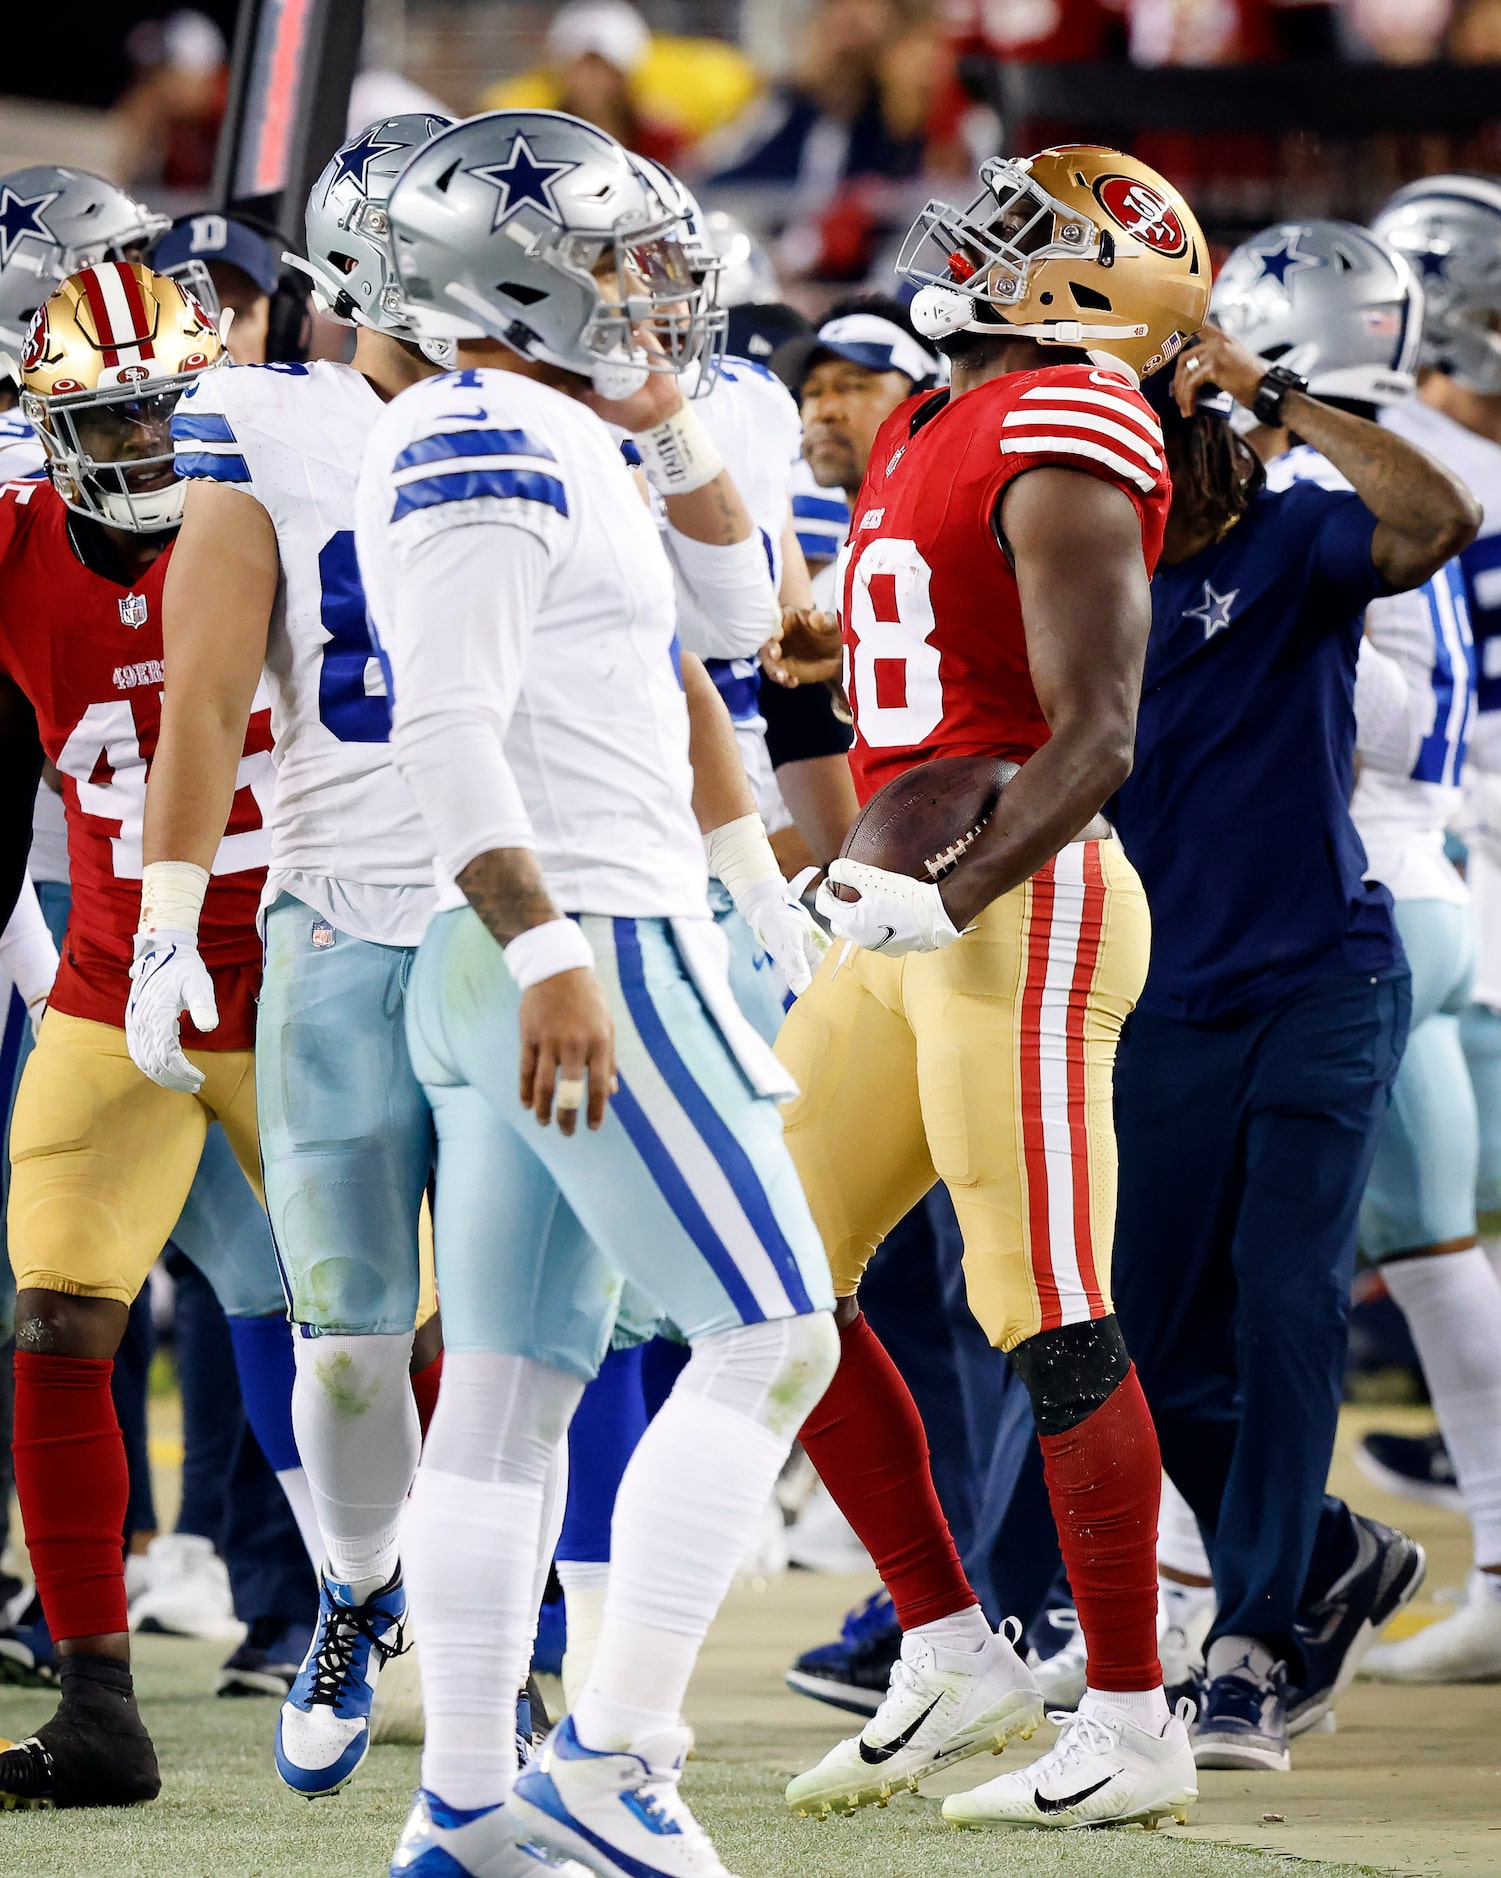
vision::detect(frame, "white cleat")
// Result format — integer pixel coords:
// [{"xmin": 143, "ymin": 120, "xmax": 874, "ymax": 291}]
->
[
  {"xmin": 1028, "ymin": 1610, "xmax": 1088, "ymax": 1711},
  {"xmin": 510, "ymin": 1718, "xmax": 737, "ymax": 1878},
  {"xmin": 784, "ymin": 1622, "xmax": 1044, "ymax": 1817},
  {"xmin": 128, "ymin": 1532, "xmax": 242, "ymax": 1642},
  {"xmin": 371, "ymin": 1634, "xmax": 425, "ymax": 1745},
  {"xmin": 1359, "ymin": 1571, "xmax": 1501, "ymax": 1684},
  {"xmin": 389, "ymin": 1787, "xmax": 594, "ymax": 1878},
  {"xmin": 943, "ymin": 1699, "xmax": 1197, "ymax": 1831}
]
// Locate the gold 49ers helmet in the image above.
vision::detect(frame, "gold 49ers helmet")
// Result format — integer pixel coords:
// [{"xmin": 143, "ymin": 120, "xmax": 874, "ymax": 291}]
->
[
  {"xmin": 897, "ymin": 145, "xmax": 1210, "ymax": 381},
  {"xmin": 19, "ymin": 260, "xmax": 224, "ymax": 532}
]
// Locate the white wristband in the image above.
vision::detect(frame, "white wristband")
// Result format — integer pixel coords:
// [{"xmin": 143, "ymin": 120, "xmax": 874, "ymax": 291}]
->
[
  {"xmin": 705, "ymin": 812, "xmax": 781, "ymax": 904},
  {"xmin": 503, "ymin": 917, "xmax": 595, "ymax": 990},
  {"xmin": 631, "ymin": 403, "xmax": 725, "ymax": 497},
  {"xmin": 140, "ymin": 860, "xmax": 210, "ymax": 937}
]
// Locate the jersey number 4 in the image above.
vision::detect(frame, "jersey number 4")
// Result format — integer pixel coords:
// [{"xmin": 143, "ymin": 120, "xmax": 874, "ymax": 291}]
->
[
  {"xmin": 844, "ymin": 537, "xmax": 944, "ymax": 749},
  {"xmin": 318, "ymin": 531, "xmax": 392, "ymax": 743}
]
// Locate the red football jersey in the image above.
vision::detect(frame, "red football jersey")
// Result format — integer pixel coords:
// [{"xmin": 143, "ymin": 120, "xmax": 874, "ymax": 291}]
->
[
  {"xmin": 839, "ymin": 363, "xmax": 1171, "ymax": 801},
  {"xmin": 0, "ymin": 480, "xmax": 274, "ymax": 1043}
]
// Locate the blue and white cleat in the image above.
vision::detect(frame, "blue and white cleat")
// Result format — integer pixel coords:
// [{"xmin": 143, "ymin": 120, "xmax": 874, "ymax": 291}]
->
[
  {"xmin": 510, "ymin": 1717, "xmax": 737, "ymax": 1878},
  {"xmin": 275, "ymin": 1568, "xmax": 406, "ymax": 1796},
  {"xmin": 390, "ymin": 1788, "xmax": 594, "ymax": 1878}
]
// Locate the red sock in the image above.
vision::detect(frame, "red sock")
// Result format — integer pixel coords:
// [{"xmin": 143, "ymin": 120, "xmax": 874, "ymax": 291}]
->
[
  {"xmin": 1039, "ymin": 1365, "xmax": 1162, "ymax": 1691},
  {"xmin": 13, "ymin": 1351, "xmax": 130, "ymax": 1642},
  {"xmin": 410, "ymin": 1349, "xmax": 444, "ymax": 1440},
  {"xmin": 799, "ymin": 1311, "xmax": 978, "ymax": 1629}
]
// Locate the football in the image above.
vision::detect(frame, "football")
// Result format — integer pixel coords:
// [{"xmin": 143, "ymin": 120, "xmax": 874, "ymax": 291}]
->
[{"xmin": 830, "ymin": 754, "xmax": 1018, "ymax": 898}]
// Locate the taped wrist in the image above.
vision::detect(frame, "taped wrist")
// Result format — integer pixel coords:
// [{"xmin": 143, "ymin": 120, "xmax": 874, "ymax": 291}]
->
[
  {"xmin": 503, "ymin": 917, "xmax": 594, "ymax": 990},
  {"xmin": 631, "ymin": 403, "xmax": 724, "ymax": 497},
  {"xmin": 1006, "ymin": 1314, "xmax": 1133, "ymax": 1437},
  {"xmin": 706, "ymin": 812, "xmax": 781, "ymax": 904},
  {"xmin": 139, "ymin": 860, "xmax": 210, "ymax": 937}
]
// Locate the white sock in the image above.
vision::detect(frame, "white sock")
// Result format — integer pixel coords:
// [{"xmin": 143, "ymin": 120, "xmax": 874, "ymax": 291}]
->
[
  {"xmin": 1157, "ymin": 1475, "xmax": 1212, "ymax": 1582},
  {"xmin": 273, "ymin": 1465, "xmax": 324, "ymax": 1572},
  {"xmin": 292, "ymin": 1330, "xmax": 420, "ymax": 1595},
  {"xmin": 1081, "ymin": 1684, "xmax": 1171, "ymax": 1733},
  {"xmin": 528, "ymin": 1438, "xmax": 569, "ymax": 1656},
  {"xmin": 1383, "ymin": 1250, "xmax": 1501, "ymax": 1568},
  {"xmin": 558, "ymin": 1560, "xmax": 610, "ymax": 1710},
  {"xmin": 573, "ymin": 1314, "xmax": 838, "ymax": 1752},
  {"xmin": 911, "ymin": 1606, "xmax": 992, "ymax": 1654},
  {"xmin": 405, "ymin": 1353, "xmax": 582, "ymax": 1807}
]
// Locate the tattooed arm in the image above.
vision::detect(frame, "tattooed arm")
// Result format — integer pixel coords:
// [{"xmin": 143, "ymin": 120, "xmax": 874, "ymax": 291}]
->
[{"xmin": 1182, "ymin": 324, "xmax": 1480, "ymax": 591}]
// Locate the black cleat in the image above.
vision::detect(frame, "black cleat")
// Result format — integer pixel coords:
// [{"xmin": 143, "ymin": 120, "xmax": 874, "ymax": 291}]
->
[
  {"xmin": 1354, "ymin": 1429, "xmax": 1461, "ymax": 1513},
  {"xmin": 0, "ymin": 1657, "xmax": 160, "ymax": 1809},
  {"xmin": 216, "ymin": 1616, "xmax": 314, "ymax": 1700},
  {"xmin": 1290, "ymin": 1514, "xmax": 1426, "ymax": 1735}
]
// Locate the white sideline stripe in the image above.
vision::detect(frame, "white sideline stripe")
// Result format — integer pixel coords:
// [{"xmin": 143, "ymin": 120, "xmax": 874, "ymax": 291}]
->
[
  {"xmin": 1003, "ymin": 407, "xmax": 1163, "ymax": 470},
  {"xmin": 92, "ymin": 265, "xmax": 145, "ymax": 364},
  {"xmin": 1034, "ymin": 844, "xmax": 1090, "ymax": 1323},
  {"xmin": 1000, "ymin": 434, "xmax": 1156, "ymax": 493},
  {"xmin": 390, "ymin": 451, "xmax": 562, "ymax": 487},
  {"xmin": 592, "ymin": 926, "xmax": 793, "ymax": 1319},
  {"xmin": 1019, "ymin": 385, "xmax": 1162, "ymax": 442}
]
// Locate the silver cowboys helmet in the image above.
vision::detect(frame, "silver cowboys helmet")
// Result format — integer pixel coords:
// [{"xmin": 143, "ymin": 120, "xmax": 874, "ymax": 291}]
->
[
  {"xmin": 285, "ymin": 113, "xmax": 453, "ymax": 335},
  {"xmin": 383, "ymin": 111, "xmax": 722, "ymax": 396},
  {"xmin": 1373, "ymin": 174, "xmax": 1501, "ymax": 397},
  {"xmin": 1211, "ymin": 219, "xmax": 1422, "ymax": 407},
  {"xmin": 0, "ymin": 165, "xmax": 171, "ymax": 367},
  {"xmin": 630, "ymin": 158, "xmax": 777, "ymax": 307}
]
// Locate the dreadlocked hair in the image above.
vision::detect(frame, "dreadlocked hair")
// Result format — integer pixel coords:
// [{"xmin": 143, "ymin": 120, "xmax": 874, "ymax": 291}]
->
[{"xmin": 1161, "ymin": 402, "xmax": 1264, "ymax": 542}]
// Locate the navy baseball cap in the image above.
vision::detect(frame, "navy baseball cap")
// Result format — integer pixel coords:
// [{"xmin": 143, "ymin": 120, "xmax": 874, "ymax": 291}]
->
[
  {"xmin": 775, "ymin": 312, "xmax": 941, "ymax": 394},
  {"xmin": 154, "ymin": 212, "xmax": 281, "ymax": 299}
]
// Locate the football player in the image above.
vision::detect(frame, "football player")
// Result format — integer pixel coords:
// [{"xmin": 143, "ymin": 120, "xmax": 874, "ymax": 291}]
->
[
  {"xmin": 0, "ymin": 264, "xmax": 288, "ymax": 1808},
  {"xmin": 773, "ymin": 146, "xmax": 1209, "ymax": 1829},
  {"xmin": 1358, "ymin": 176, "xmax": 1501, "ymax": 1680},
  {"xmin": 355, "ymin": 110, "xmax": 837, "ymax": 1878}
]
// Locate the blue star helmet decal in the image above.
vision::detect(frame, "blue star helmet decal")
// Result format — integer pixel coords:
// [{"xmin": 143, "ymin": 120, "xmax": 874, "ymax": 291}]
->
[
  {"xmin": 328, "ymin": 125, "xmax": 410, "ymax": 198},
  {"xmin": 1413, "ymin": 245, "xmax": 1451, "ymax": 282},
  {"xmin": 1186, "ymin": 581, "xmax": 1239, "ymax": 641},
  {"xmin": 470, "ymin": 133, "xmax": 581, "ymax": 233},
  {"xmin": 0, "ymin": 185, "xmax": 61, "ymax": 269},
  {"xmin": 1249, "ymin": 228, "xmax": 1322, "ymax": 298}
]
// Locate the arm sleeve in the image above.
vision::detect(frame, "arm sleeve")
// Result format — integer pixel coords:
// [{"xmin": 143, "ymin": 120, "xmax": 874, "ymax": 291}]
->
[
  {"xmin": 170, "ymin": 374, "xmax": 257, "ymax": 487},
  {"xmin": 668, "ymin": 527, "xmax": 781, "ymax": 659},
  {"xmin": 385, "ymin": 524, "xmax": 545, "ymax": 882},
  {"xmin": 1354, "ymin": 636, "xmax": 1425, "ymax": 776},
  {"xmin": 761, "ymin": 672, "xmax": 854, "ymax": 768},
  {"xmin": 0, "ymin": 682, "xmax": 43, "ymax": 933},
  {"xmin": 0, "ymin": 876, "xmax": 58, "ymax": 1010}
]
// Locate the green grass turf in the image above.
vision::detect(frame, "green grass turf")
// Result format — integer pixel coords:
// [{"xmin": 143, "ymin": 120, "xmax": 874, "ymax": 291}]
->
[{"xmin": 0, "ymin": 1638, "xmax": 1390, "ymax": 1878}]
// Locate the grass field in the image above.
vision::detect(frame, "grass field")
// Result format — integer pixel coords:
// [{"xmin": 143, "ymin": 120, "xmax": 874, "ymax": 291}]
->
[{"xmin": 0, "ymin": 1407, "xmax": 1497, "ymax": 1878}]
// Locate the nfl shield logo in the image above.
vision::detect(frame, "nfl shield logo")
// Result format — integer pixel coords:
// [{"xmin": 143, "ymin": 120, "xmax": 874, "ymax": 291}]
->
[{"xmin": 119, "ymin": 592, "xmax": 148, "ymax": 629}]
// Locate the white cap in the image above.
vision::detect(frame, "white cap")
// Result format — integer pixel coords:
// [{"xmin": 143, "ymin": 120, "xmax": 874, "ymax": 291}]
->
[
  {"xmin": 546, "ymin": 1, "xmax": 651, "ymax": 74},
  {"xmin": 811, "ymin": 313, "xmax": 941, "ymax": 386}
]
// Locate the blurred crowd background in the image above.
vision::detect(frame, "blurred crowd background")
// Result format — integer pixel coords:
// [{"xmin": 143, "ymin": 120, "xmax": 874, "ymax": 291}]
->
[{"xmin": 8, "ymin": 0, "xmax": 1501, "ymax": 319}]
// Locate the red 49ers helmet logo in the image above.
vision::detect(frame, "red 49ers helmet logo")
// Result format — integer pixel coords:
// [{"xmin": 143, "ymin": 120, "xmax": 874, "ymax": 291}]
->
[
  {"xmin": 19, "ymin": 306, "xmax": 46, "ymax": 374},
  {"xmin": 117, "ymin": 363, "xmax": 150, "ymax": 384},
  {"xmin": 1092, "ymin": 176, "xmax": 1189, "ymax": 257}
]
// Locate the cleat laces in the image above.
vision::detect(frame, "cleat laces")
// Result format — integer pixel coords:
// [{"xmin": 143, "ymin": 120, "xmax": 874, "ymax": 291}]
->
[
  {"xmin": 306, "ymin": 1602, "xmax": 405, "ymax": 1712},
  {"xmin": 1041, "ymin": 1709, "xmax": 1116, "ymax": 1773}
]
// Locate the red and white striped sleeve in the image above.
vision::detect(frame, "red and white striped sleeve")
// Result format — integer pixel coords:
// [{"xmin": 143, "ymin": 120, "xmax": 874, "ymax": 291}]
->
[{"xmin": 996, "ymin": 371, "xmax": 1167, "ymax": 499}]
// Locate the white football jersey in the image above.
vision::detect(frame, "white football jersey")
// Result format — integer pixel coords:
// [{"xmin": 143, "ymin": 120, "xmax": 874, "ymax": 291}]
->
[
  {"xmin": 0, "ymin": 411, "xmax": 45, "ymax": 483},
  {"xmin": 356, "ymin": 369, "xmax": 709, "ymax": 920},
  {"xmin": 789, "ymin": 454, "xmax": 851, "ymax": 574},
  {"xmin": 1268, "ymin": 443, "xmax": 1474, "ymax": 903},
  {"xmin": 172, "ymin": 360, "xmax": 436, "ymax": 944}
]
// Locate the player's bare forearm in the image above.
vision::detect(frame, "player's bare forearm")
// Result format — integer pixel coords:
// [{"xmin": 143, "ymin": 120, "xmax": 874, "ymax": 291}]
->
[
  {"xmin": 938, "ymin": 467, "xmax": 1149, "ymax": 927},
  {"xmin": 683, "ymin": 651, "xmax": 757, "ymax": 833},
  {"xmin": 0, "ymin": 675, "xmax": 43, "ymax": 932},
  {"xmin": 456, "ymin": 846, "xmax": 561, "ymax": 948},
  {"xmin": 146, "ymin": 482, "xmax": 278, "ymax": 869},
  {"xmin": 1177, "ymin": 324, "xmax": 1479, "ymax": 591}
]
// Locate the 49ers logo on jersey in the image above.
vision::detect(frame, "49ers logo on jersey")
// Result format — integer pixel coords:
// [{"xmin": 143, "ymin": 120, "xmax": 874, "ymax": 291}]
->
[{"xmin": 1091, "ymin": 176, "xmax": 1189, "ymax": 257}]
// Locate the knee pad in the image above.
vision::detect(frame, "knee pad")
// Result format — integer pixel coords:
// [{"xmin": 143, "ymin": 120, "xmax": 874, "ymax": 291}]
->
[
  {"xmin": 682, "ymin": 1311, "xmax": 840, "ymax": 1437},
  {"xmin": 1007, "ymin": 1313, "xmax": 1132, "ymax": 1438}
]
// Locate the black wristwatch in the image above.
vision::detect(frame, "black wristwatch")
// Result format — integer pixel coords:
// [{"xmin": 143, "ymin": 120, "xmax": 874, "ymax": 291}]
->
[{"xmin": 1251, "ymin": 364, "xmax": 1309, "ymax": 428}]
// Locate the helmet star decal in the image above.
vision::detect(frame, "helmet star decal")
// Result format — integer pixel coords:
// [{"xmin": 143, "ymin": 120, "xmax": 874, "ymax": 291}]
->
[
  {"xmin": 0, "ymin": 184, "xmax": 61, "ymax": 268},
  {"xmin": 328, "ymin": 125, "xmax": 410, "ymax": 196},
  {"xmin": 1249, "ymin": 229, "xmax": 1323, "ymax": 298},
  {"xmin": 470, "ymin": 133, "xmax": 580, "ymax": 232}
]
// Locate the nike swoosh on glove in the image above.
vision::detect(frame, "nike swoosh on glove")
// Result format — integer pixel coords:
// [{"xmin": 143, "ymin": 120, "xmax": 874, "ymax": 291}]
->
[
  {"xmin": 816, "ymin": 859, "xmax": 963, "ymax": 957},
  {"xmin": 126, "ymin": 928, "xmax": 219, "ymax": 1093},
  {"xmin": 736, "ymin": 871, "xmax": 832, "ymax": 994}
]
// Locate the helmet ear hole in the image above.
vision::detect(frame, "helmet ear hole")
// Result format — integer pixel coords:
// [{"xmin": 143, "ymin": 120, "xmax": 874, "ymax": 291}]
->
[
  {"xmin": 1069, "ymin": 282, "xmax": 1112, "ymax": 313},
  {"xmin": 499, "ymin": 281, "xmax": 547, "ymax": 307}
]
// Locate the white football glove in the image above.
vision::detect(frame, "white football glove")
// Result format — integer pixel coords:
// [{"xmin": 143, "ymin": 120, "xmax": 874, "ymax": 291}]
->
[
  {"xmin": 816, "ymin": 858, "xmax": 963, "ymax": 957},
  {"xmin": 126, "ymin": 928, "xmax": 218, "ymax": 1093},
  {"xmin": 736, "ymin": 869, "xmax": 832, "ymax": 995}
]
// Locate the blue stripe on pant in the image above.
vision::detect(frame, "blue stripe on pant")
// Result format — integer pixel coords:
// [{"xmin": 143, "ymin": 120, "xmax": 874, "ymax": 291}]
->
[
  {"xmin": 1112, "ymin": 968, "xmax": 1410, "ymax": 1675},
  {"xmin": 403, "ymin": 907, "xmax": 831, "ymax": 1371}
]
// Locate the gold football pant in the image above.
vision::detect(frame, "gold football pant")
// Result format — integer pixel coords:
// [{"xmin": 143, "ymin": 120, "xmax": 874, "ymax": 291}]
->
[
  {"xmin": 8, "ymin": 1010, "xmax": 263, "ymax": 1305},
  {"xmin": 776, "ymin": 839, "xmax": 1150, "ymax": 1351}
]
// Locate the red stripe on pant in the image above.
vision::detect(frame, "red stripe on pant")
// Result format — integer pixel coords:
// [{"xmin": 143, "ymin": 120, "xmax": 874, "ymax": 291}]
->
[
  {"xmin": 13, "ymin": 1350, "xmax": 130, "ymax": 1641},
  {"xmin": 1020, "ymin": 860, "xmax": 1063, "ymax": 1328},
  {"xmin": 1062, "ymin": 843, "xmax": 1107, "ymax": 1319}
]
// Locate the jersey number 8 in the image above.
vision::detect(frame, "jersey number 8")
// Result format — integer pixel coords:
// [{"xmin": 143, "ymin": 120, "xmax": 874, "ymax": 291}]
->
[{"xmin": 844, "ymin": 537, "xmax": 944, "ymax": 750}]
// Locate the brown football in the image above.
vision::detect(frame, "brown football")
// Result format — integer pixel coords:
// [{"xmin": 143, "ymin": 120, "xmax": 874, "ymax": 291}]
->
[{"xmin": 830, "ymin": 754, "xmax": 1018, "ymax": 900}]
